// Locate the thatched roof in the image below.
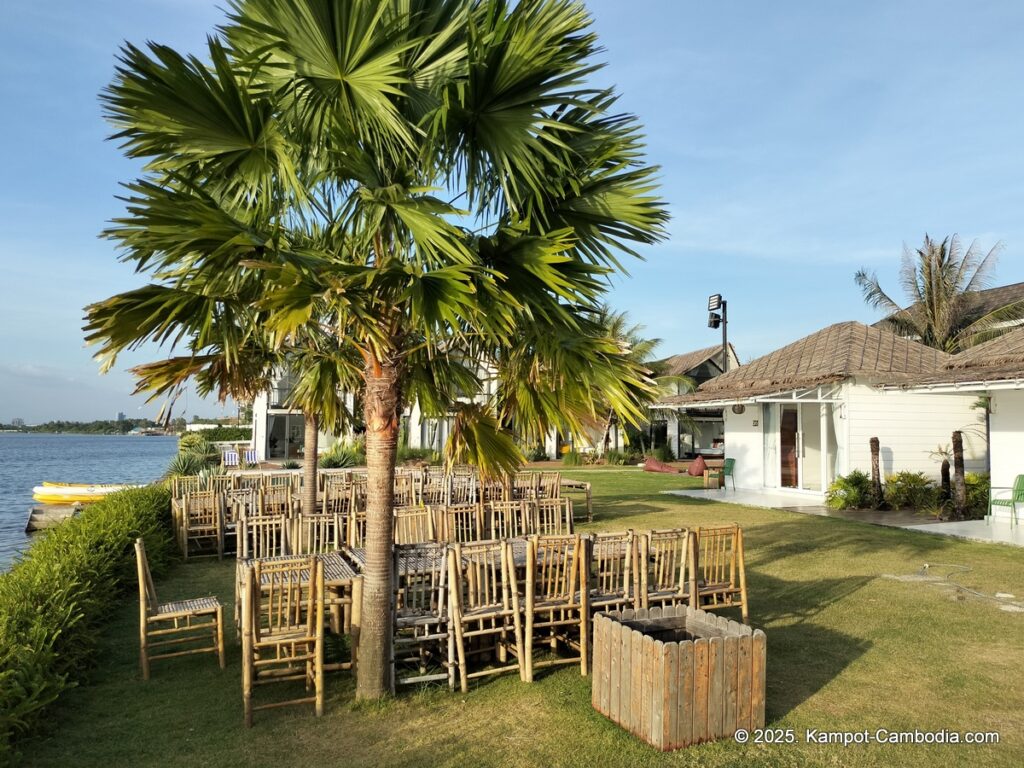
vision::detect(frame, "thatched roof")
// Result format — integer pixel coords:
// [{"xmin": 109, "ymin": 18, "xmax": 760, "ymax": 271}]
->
[
  {"xmin": 872, "ymin": 280, "xmax": 1024, "ymax": 331},
  {"xmin": 657, "ymin": 321, "xmax": 949, "ymax": 406},
  {"xmin": 890, "ymin": 326, "xmax": 1024, "ymax": 387},
  {"xmin": 656, "ymin": 344, "xmax": 735, "ymax": 378}
]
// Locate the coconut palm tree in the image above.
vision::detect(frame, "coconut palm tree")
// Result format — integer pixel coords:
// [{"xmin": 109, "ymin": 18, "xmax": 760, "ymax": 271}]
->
[
  {"xmin": 855, "ymin": 234, "xmax": 1020, "ymax": 352},
  {"xmin": 86, "ymin": 0, "xmax": 668, "ymax": 698}
]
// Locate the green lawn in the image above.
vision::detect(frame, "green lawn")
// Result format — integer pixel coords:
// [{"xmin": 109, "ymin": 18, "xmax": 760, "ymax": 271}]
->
[{"xmin": 22, "ymin": 471, "xmax": 1024, "ymax": 767}]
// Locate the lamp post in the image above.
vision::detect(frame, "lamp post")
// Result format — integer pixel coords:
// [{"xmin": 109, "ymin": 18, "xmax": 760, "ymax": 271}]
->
[{"xmin": 707, "ymin": 294, "xmax": 729, "ymax": 373}]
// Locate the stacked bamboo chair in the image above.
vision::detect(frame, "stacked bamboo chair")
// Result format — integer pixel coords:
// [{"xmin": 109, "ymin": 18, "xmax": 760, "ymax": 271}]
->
[
  {"xmin": 240, "ymin": 556, "xmax": 325, "ymax": 727},
  {"xmin": 392, "ymin": 543, "xmax": 450, "ymax": 690}
]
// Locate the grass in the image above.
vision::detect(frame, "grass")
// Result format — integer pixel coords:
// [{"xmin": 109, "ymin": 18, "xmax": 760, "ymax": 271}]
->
[{"xmin": 22, "ymin": 471, "xmax": 1024, "ymax": 767}]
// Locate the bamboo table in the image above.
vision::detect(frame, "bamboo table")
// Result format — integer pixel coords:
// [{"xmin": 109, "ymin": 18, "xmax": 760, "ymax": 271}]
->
[{"xmin": 560, "ymin": 479, "xmax": 593, "ymax": 522}]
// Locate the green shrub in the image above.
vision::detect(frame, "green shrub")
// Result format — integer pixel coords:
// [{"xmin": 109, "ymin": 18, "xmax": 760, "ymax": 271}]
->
[
  {"xmin": 826, "ymin": 470, "xmax": 873, "ymax": 510},
  {"xmin": 884, "ymin": 471, "xmax": 938, "ymax": 510},
  {"xmin": 648, "ymin": 444, "xmax": 675, "ymax": 463},
  {"xmin": 561, "ymin": 450, "xmax": 582, "ymax": 467},
  {"xmin": 163, "ymin": 451, "xmax": 208, "ymax": 478},
  {"xmin": 525, "ymin": 444, "xmax": 549, "ymax": 462},
  {"xmin": 964, "ymin": 472, "xmax": 991, "ymax": 520},
  {"xmin": 177, "ymin": 431, "xmax": 211, "ymax": 455},
  {"xmin": 280, "ymin": 459, "xmax": 301, "ymax": 469},
  {"xmin": 397, "ymin": 447, "xmax": 441, "ymax": 465},
  {"xmin": 188, "ymin": 425, "xmax": 251, "ymax": 442},
  {"xmin": 605, "ymin": 449, "xmax": 626, "ymax": 466},
  {"xmin": 319, "ymin": 439, "xmax": 366, "ymax": 469},
  {"xmin": 0, "ymin": 486, "xmax": 173, "ymax": 758}
]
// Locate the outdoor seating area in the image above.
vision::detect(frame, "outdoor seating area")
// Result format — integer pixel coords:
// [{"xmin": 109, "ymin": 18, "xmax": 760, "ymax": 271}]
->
[{"xmin": 161, "ymin": 471, "xmax": 749, "ymax": 727}]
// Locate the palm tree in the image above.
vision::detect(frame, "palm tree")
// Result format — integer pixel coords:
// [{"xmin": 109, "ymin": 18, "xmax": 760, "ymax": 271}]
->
[
  {"xmin": 86, "ymin": 0, "xmax": 668, "ymax": 699},
  {"xmin": 855, "ymin": 234, "xmax": 1020, "ymax": 352}
]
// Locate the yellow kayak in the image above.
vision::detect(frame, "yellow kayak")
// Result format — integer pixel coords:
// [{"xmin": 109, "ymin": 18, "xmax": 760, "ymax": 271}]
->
[{"xmin": 33, "ymin": 482, "xmax": 141, "ymax": 504}]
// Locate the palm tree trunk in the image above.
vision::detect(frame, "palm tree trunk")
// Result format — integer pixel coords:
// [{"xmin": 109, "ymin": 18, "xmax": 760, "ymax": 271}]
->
[
  {"xmin": 355, "ymin": 356, "xmax": 400, "ymax": 700},
  {"xmin": 869, "ymin": 437, "xmax": 882, "ymax": 508},
  {"xmin": 952, "ymin": 430, "xmax": 966, "ymax": 521},
  {"xmin": 302, "ymin": 411, "xmax": 319, "ymax": 517}
]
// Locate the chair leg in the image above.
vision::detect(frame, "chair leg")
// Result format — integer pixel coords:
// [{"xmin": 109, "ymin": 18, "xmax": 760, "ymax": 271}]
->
[
  {"xmin": 216, "ymin": 606, "xmax": 226, "ymax": 669},
  {"xmin": 139, "ymin": 627, "xmax": 150, "ymax": 681}
]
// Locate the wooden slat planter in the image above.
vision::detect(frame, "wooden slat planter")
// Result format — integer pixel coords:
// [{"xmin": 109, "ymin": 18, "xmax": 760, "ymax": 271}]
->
[{"xmin": 592, "ymin": 605, "xmax": 765, "ymax": 751}]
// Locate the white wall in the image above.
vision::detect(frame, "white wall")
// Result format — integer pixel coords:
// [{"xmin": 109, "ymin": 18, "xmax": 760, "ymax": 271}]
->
[
  {"xmin": 252, "ymin": 392, "xmax": 269, "ymax": 460},
  {"xmin": 990, "ymin": 389, "xmax": 1024, "ymax": 491},
  {"xmin": 845, "ymin": 381, "xmax": 987, "ymax": 481},
  {"xmin": 722, "ymin": 407, "xmax": 764, "ymax": 490}
]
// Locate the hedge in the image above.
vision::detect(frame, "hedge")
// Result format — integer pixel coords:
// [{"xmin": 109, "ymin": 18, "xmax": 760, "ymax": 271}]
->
[{"xmin": 0, "ymin": 486, "xmax": 174, "ymax": 760}]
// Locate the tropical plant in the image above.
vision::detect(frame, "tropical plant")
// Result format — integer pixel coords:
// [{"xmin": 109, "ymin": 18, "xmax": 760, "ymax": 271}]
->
[
  {"xmin": 883, "ymin": 471, "xmax": 939, "ymax": 510},
  {"xmin": 319, "ymin": 438, "xmax": 366, "ymax": 469},
  {"xmin": 84, "ymin": 0, "xmax": 667, "ymax": 699},
  {"xmin": 562, "ymin": 450, "xmax": 583, "ymax": 467},
  {"xmin": 825, "ymin": 470, "xmax": 874, "ymax": 510},
  {"xmin": 163, "ymin": 451, "xmax": 208, "ymax": 478},
  {"xmin": 855, "ymin": 234, "xmax": 1020, "ymax": 352}
]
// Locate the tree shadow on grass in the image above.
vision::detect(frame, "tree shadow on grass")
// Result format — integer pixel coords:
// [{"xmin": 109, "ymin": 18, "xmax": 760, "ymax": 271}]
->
[{"xmin": 746, "ymin": 572, "xmax": 875, "ymax": 721}]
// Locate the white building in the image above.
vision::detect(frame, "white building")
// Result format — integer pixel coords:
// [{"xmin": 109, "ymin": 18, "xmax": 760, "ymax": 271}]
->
[
  {"xmin": 886, "ymin": 326, "xmax": 1024, "ymax": 521},
  {"xmin": 250, "ymin": 369, "xmax": 354, "ymax": 462},
  {"xmin": 652, "ymin": 322, "xmax": 986, "ymax": 499}
]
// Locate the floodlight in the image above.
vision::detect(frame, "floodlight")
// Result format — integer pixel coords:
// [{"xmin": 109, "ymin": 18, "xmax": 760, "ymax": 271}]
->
[
  {"xmin": 708, "ymin": 312, "xmax": 721, "ymax": 329},
  {"xmin": 707, "ymin": 294, "xmax": 722, "ymax": 311}
]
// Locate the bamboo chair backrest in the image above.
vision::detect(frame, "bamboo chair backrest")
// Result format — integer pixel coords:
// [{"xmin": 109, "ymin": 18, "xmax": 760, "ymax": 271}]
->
[
  {"xmin": 225, "ymin": 488, "xmax": 257, "ymax": 525},
  {"xmin": 238, "ymin": 514, "xmax": 290, "ymax": 559},
  {"xmin": 537, "ymin": 471, "xmax": 561, "ymax": 499},
  {"xmin": 393, "ymin": 473, "xmax": 421, "ymax": 507},
  {"xmin": 207, "ymin": 474, "xmax": 236, "ymax": 493},
  {"xmin": 421, "ymin": 473, "xmax": 450, "ymax": 506},
  {"xmin": 260, "ymin": 486, "xmax": 293, "ymax": 516},
  {"xmin": 236, "ymin": 474, "xmax": 263, "ymax": 491},
  {"xmin": 319, "ymin": 469, "xmax": 352, "ymax": 492},
  {"xmin": 438, "ymin": 504, "xmax": 483, "ymax": 543},
  {"xmin": 293, "ymin": 513, "xmax": 342, "ymax": 555},
  {"xmin": 535, "ymin": 498, "xmax": 573, "ymax": 535},
  {"xmin": 321, "ymin": 482, "xmax": 351, "ymax": 517},
  {"xmin": 183, "ymin": 490, "xmax": 221, "ymax": 530},
  {"xmin": 510, "ymin": 472, "xmax": 538, "ymax": 501},
  {"xmin": 643, "ymin": 528, "xmax": 693, "ymax": 595},
  {"xmin": 589, "ymin": 531, "xmax": 636, "ymax": 600},
  {"xmin": 346, "ymin": 509, "xmax": 368, "ymax": 548},
  {"xmin": 134, "ymin": 538, "xmax": 159, "ymax": 617},
  {"xmin": 394, "ymin": 506, "xmax": 436, "ymax": 545},
  {"xmin": 265, "ymin": 472, "xmax": 297, "ymax": 490},
  {"xmin": 449, "ymin": 474, "xmax": 476, "ymax": 505},
  {"xmin": 528, "ymin": 534, "xmax": 582, "ymax": 604},
  {"xmin": 487, "ymin": 500, "xmax": 531, "ymax": 539},
  {"xmin": 480, "ymin": 477, "xmax": 506, "ymax": 503},
  {"xmin": 695, "ymin": 524, "xmax": 741, "ymax": 589},
  {"xmin": 350, "ymin": 479, "xmax": 368, "ymax": 512},
  {"xmin": 172, "ymin": 475, "xmax": 201, "ymax": 498},
  {"xmin": 394, "ymin": 543, "xmax": 447, "ymax": 621},
  {"xmin": 250, "ymin": 556, "xmax": 321, "ymax": 641},
  {"xmin": 451, "ymin": 540, "xmax": 515, "ymax": 613}
]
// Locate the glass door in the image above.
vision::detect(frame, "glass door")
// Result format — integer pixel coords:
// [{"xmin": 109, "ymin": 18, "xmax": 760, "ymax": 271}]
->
[{"xmin": 780, "ymin": 405, "xmax": 800, "ymax": 488}]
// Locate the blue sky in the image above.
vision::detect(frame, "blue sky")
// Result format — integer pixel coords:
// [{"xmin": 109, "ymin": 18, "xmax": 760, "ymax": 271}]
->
[{"xmin": 2, "ymin": 1, "xmax": 1023, "ymax": 423}]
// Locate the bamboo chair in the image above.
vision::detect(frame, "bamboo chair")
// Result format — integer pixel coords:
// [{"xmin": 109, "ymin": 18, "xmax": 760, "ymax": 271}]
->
[
  {"xmin": 486, "ymin": 500, "xmax": 531, "ymax": 539},
  {"xmin": 586, "ymin": 530, "xmax": 638, "ymax": 615},
  {"xmin": 436, "ymin": 504, "xmax": 484, "ymax": 543},
  {"xmin": 448, "ymin": 539, "xmax": 525, "ymax": 692},
  {"xmin": 638, "ymin": 529, "xmax": 696, "ymax": 611},
  {"xmin": 241, "ymin": 557, "xmax": 325, "ymax": 727},
  {"xmin": 346, "ymin": 508, "xmax": 368, "ymax": 548},
  {"xmin": 421, "ymin": 470, "xmax": 450, "ymax": 506},
  {"xmin": 260, "ymin": 485, "xmax": 294, "ymax": 517},
  {"xmin": 523, "ymin": 534, "xmax": 588, "ymax": 681},
  {"xmin": 537, "ymin": 471, "xmax": 561, "ymax": 500},
  {"xmin": 135, "ymin": 538, "xmax": 224, "ymax": 680},
  {"xmin": 394, "ymin": 506, "xmax": 436, "ymax": 544},
  {"xmin": 510, "ymin": 472, "xmax": 539, "ymax": 501},
  {"xmin": 181, "ymin": 490, "xmax": 223, "ymax": 560},
  {"xmin": 172, "ymin": 475, "xmax": 202, "ymax": 498},
  {"xmin": 392, "ymin": 543, "xmax": 451, "ymax": 690},
  {"xmin": 393, "ymin": 472, "xmax": 421, "ymax": 507},
  {"xmin": 224, "ymin": 488, "xmax": 257, "ymax": 555},
  {"xmin": 480, "ymin": 476, "xmax": 507, "ymax": 503},
  {"xmin": 236, "ymin": 474, "xmax": 263, "ymax": 491},
  {"xmin": 694, "ymin": 524, "xmax": 749, "ymax": 622},
  {"xmin": 292, "ymin": 513, "xmax": 343, "ymax": 555},
  {"xmin": 534, "ymin": 498, "xmax": 573, "ymax": 535},
  {"xmin": 208, "ymin": 474, "xmax": 237, "ymax": 493},
  {"xmin": 237, "ymin": 514, "xmax": 291, "ymax": 559},
  {"xmin": 450, "ymin": 472, "xmax": 477, "ymax": 504}
]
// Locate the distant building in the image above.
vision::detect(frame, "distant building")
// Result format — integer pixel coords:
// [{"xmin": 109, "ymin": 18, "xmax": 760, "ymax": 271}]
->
[
  {"xmin": 11, "ymin": 417, "xmax": 24, "ymax": 427},
  {"xmin": 116, "ymin": 411, "xmax": 127, "ymax": 422}
]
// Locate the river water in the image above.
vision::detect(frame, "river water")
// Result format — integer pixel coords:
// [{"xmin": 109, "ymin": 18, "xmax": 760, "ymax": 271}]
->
[{"xmin": 0, "ymin": 433, "xmax": 179, "ymax": 570}]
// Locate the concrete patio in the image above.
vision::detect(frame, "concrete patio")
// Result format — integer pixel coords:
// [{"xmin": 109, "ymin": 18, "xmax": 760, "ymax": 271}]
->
[{"xmin": 665, "ymin": 487, "xmax": 1024, "ymax": 547}]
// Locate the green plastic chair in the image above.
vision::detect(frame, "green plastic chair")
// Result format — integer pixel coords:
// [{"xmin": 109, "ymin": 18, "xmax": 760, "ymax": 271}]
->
[
  {"xmin": 722, "ymin": 458, "xmax": 736, "ymax": 490},
  {"xmin": 989, "ymin": 474, "xmax": 1024, "ymax": 526}
]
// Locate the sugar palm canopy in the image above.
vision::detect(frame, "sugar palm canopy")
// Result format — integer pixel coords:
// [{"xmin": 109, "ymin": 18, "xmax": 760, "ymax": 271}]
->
[
  {"xmin": 855, "ymin": 234, "xmax": 1019, "ymax": 352},
  {"xmin": 85, "ymin": 0, "xmax": 668, "ymax": 698}
]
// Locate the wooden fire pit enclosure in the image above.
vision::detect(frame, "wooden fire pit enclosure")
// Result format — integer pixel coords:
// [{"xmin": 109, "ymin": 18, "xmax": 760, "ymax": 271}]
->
[{"xmin": 591, "ymin": 606, "xmax": 766, "ymax": 751}]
